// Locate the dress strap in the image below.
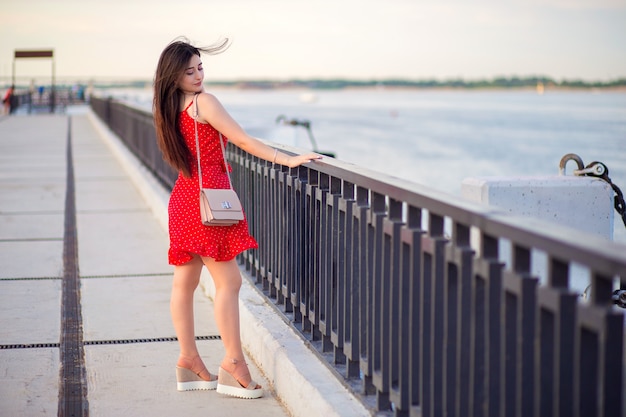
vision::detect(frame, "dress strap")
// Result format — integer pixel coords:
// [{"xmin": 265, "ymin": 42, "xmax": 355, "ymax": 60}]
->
[{"xmin": 182, "ymin": 99, "xmax": 194, "ymax": 112}]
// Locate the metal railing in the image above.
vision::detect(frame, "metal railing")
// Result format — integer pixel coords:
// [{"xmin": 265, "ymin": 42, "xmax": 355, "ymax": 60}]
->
[
  {"xmin": 7, "ymin": 89, "xmax": 88, "ymax": 114},
  {"xmin": 89, "ymin": 97, "xmax": 178, "ymax": 188},
  {"xmin": 90, "ymin": 96, "xmax": 625, "ymax": 417}
]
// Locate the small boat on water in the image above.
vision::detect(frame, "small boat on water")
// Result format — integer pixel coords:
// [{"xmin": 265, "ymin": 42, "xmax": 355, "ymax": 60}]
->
[
  {"xmin": 299, "ymin": 92, "xmax": 318, "ymax": 103},
  {"xmin": 536, "ymin": 81, "xmax": 545, "ymax": 95}
]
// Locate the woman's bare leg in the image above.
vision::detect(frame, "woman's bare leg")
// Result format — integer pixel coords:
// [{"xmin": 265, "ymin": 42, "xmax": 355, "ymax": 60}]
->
[
  {"xmin": 202, "ymin": 257, "xmax": 260, "ymax": 388},
  {"xmin": 170, "ymin": 255, "xmax": 213, "ymax": 379}
]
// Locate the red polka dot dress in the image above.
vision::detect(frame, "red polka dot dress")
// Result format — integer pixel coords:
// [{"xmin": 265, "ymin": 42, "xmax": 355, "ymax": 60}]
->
[{"xmin": 167, "ymin": 102, "xmax": 258, "ymax": 265}]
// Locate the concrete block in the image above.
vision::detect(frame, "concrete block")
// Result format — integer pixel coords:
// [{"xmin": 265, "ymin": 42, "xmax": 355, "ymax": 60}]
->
[{"xmin": 461, "ymin": 176, "xmax": 614, "ymax": 239}]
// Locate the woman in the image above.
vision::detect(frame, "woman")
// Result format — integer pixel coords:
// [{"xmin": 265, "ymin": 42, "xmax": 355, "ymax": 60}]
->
[
  {"xmin": 153, "ymin": 38, "xmax": 321, "ymax": 399},
  {"xmin": 2, "ymin": 85, "xmax": 14, "ymax": 115}
]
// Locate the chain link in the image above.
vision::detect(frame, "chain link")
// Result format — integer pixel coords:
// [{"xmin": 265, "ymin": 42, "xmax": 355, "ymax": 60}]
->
[{"xmin": 575, "ymin": 161, "xmax": 626, "ymax": 228}]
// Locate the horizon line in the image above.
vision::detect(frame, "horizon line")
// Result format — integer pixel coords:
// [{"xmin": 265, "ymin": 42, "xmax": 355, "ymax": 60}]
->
[{"xmin": 2, "ymin": 74, "xmax": 626, "ymax": 84}]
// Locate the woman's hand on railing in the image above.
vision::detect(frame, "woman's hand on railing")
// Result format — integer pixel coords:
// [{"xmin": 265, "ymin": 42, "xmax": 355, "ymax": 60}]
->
[{"xmin": 284, "ymin": 153, "xmax": 323, "ymax": 168}]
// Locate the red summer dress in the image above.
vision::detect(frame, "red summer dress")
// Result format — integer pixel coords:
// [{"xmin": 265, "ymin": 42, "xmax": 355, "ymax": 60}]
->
[{"xmin": 167, "ymin": 102, "xmax": 258, "ymax": 265}]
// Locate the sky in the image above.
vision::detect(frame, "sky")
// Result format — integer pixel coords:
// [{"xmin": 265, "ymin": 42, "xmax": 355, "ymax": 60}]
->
[{"xmin": 1, "ymin": 0, "xmax": 625, "ymax": 84}]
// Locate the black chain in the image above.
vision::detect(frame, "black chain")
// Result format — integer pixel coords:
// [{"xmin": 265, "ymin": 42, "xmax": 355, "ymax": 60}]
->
[
  {"xmin": 578, "ymin": 161, "xmax": 626, "ymax": 228},
  {"xmin": 610, "ymin": 182, "xmax": 626, "ymax": 227}
]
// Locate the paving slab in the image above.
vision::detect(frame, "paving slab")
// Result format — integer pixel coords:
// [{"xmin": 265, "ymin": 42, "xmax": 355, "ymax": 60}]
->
[
  {"xmin": 0, "ymin": 178, "xmax": 66, "ymax": 213},
  {"xmin": 0, "ymin": 348, "xmax": 59, "ymax": 416},
  {"xmin": 81, "ymin": 275, "xmax": 219, "ymax": 341},
  {"xmin": 76, "ymin": 211, "xmax": 172, "ymax": 277},
  {"xmin": 0, "ymin": 279, "xmax": 61, "ymax": 345},
  {"xmin": 0, "ymin": 116, "xmax": 67, "ymax": 189},
  {"xmin": 0, "ymin": 240, "xmax": 64, "ymax": 279},
  {"xmin": 85, "ymin": 342, "xmax": 284, "ymax": 417},
  {"xmin": 0, "ymin": 213, "xmax": 64, "ymax": 240},
  {"xmin": 76, "ymin": 178, "xmax": 151, "ymax": 212}
]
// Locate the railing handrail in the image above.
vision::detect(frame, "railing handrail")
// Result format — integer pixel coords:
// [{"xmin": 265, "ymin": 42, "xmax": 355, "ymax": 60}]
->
[{"xmin": 261, "ymin": 139, "xmax": 626, "ymax": 275}]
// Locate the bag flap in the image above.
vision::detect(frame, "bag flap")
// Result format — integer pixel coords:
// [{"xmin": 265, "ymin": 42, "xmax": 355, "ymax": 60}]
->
[{"xmin": 201, "ymin": 189, "xmax": 243, "ymax": 212}]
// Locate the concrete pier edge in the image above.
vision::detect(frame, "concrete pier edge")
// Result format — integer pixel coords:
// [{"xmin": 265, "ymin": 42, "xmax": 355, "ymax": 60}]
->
[{"xmin": 87, "ymin": 109, "xmax": 371, "ymax": 417}]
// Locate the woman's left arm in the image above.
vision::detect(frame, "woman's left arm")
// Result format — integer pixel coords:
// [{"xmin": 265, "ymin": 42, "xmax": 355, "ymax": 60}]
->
[{"xmin": 197, "ymin": 93, "xmax": 322, "ymax": 168}]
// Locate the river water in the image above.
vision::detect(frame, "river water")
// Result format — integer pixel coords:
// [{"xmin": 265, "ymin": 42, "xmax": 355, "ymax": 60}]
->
[{"xmin": 102, "ymin": 87, "xmax": 626, "ymax": 243}]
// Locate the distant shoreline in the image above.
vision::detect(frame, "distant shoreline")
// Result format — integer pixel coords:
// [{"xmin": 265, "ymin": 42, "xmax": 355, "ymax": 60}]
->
[
  {"xmin": 204, "ymin": 78, "xmax": 626, "ymax": 92},
  {"xmin": 3, "ymin": 76, "xmax": 626, "ymax": 92},
  {"xmin": 205, "ymin": 84, "xmax": 626, "ymax": 93}
]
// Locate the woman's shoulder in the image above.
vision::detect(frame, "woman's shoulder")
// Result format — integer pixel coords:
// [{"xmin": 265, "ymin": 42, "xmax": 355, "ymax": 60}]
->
[
  {"xmin": 196, "ymin": 91, "xmax": 221, "ymax": 107},
  {"xmin": 195, "ymin": 92, "xmax": 226, "ymax": 123}
]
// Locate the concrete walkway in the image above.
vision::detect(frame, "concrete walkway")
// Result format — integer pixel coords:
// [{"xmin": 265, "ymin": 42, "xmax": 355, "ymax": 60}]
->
[{"xmin": 0, "ymin": 107, "xmax": 371, "ymax": 417}]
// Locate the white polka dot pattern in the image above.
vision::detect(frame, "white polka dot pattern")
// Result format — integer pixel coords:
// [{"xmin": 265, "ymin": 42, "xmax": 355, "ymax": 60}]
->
[{"xmin": 167, "ymin": 104, "xmax": 258, "ymax": 265}]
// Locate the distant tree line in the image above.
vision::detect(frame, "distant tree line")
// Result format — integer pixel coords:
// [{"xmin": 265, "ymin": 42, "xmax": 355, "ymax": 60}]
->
[
  {"xmin": 207, "ymin": 76, "xmax": 626, "ymax": 90},
  {"xmin": 69, "ymin": 76, "xmax": 625, "ymax": 90},
  {"xmin": 5, "ymin": 76, "xmax": 625, "ymax": 91}
]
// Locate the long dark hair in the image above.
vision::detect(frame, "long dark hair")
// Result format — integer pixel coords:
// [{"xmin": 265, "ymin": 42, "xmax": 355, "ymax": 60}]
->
[{"xmin": 153, "ymin": 37, "xmax": 228, "ymax": 177}]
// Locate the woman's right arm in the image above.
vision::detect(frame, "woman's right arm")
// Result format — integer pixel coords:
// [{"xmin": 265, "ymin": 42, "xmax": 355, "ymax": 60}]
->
[{"xmin": 196, "ymin": 92, "xmax": 322, "ymax": 168}]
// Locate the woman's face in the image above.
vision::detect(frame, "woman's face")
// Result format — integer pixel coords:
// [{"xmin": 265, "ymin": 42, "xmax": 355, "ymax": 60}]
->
[{"xmin": 178, "ymin": 54, "xmax": 204, "ymax": 94}]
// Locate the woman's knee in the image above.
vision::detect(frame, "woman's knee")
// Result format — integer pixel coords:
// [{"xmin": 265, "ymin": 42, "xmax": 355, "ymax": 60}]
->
[{"xmin": 204, "ymin": 258, "xmax": 242, "ymax": 291}]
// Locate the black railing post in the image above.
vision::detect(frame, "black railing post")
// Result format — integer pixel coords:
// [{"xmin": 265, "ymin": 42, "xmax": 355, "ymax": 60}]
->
[
  {"xmin": 407, "ymin": 208, "xmax": 424, "ymax": 416},
  {"xmin": 369, "ymin": 191, "xmax": 390, "ymax": 411},
  {"xmin": 357, "ymin": 187, "xmax": 376, "ymax": 396}
]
